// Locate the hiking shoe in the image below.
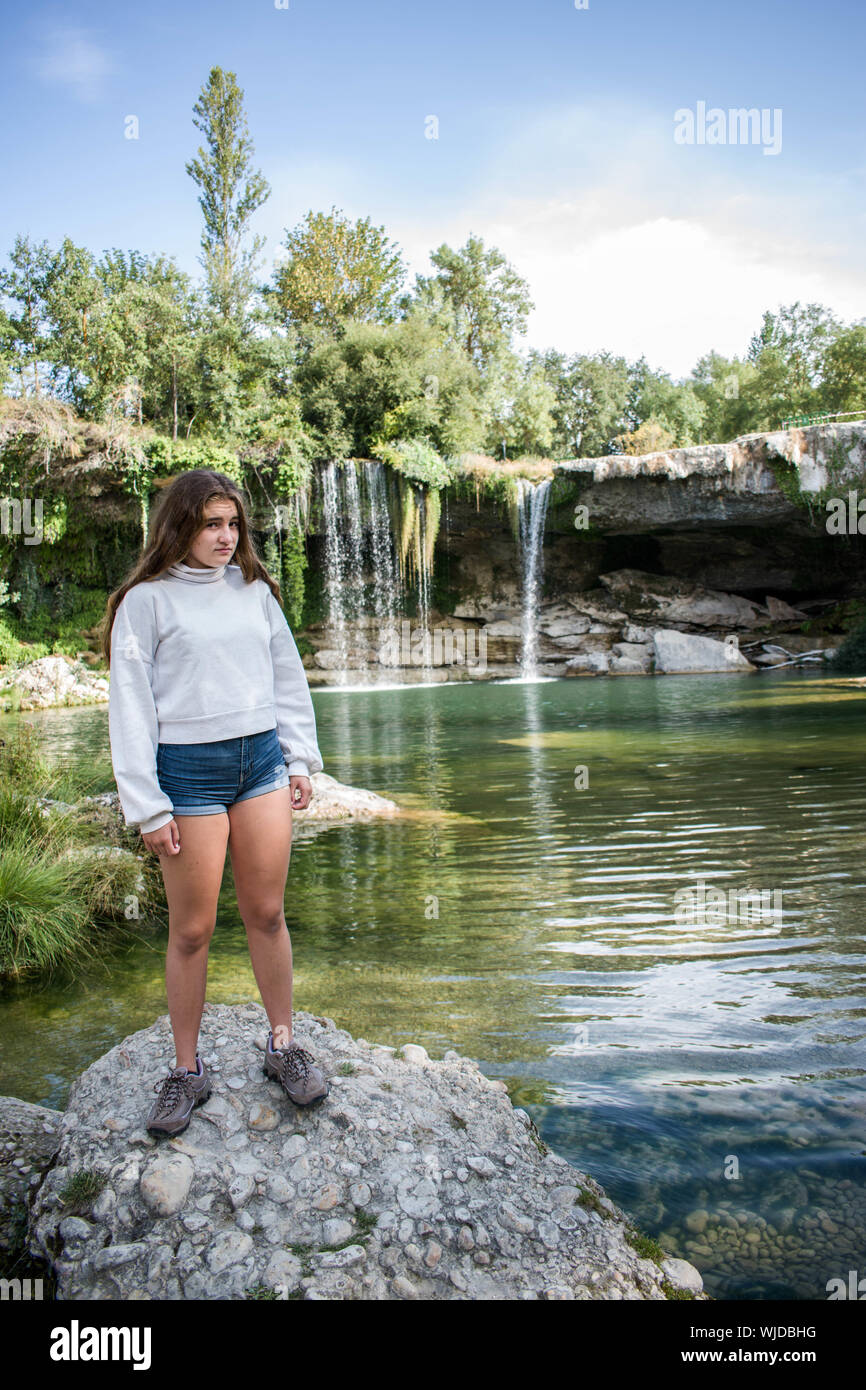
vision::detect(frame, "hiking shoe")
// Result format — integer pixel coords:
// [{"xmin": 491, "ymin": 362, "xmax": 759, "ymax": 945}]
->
[
  {"xmin": 263, "ymin": 1032, "xmax": 329, "ymax": 1105},
  {"xmin": 146, "ymin": 1055, "xmax": 211, "ymax": 1136}
]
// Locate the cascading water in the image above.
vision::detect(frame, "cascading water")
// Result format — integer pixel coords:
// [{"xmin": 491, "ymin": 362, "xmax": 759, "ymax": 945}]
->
[
  {"xmin": 318, "ymin": 460, "xmax": 416, "ymax": 685},
  {"xmin": 364, "ymin": 462, "xmax": 403, "ymax": 681},
  {"xmin": 515, "ymin": 478, "xmax": 552, "ymax": 680},
  {"xmin": 320, "ymin": 461, "xmax": 353, "ymax": 685},
  {"xmin": 414, "ymin": 489, "xmax": 433, "ymax": 677}
]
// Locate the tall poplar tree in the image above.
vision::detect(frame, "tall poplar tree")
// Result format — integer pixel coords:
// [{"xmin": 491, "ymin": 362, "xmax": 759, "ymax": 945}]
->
[{"xmin": 185, "ymin": 66, "xmax": 270, "ymax": 326}]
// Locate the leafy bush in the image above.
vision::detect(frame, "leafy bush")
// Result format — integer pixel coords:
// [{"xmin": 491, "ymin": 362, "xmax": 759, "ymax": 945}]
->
[
  {"xmin": 145, "ymin": 435, "xmax": 245, "ymax": 483},
  {"xmin": 372, "ymin": 437, "xmax": 454, "ymax": 489},
  {"xmin": 829, "ymin": 616, "xmax": 866, "ymax": 674}
]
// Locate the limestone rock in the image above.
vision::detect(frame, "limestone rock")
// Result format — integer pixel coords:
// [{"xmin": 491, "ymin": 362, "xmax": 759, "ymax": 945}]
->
[
  {"xmin": 140, "ymin": 1152, "xmax": 195, "ymax": 1217},
  {"xmin": 564, "ymin": 651, "xmax": 610, "ymax": 676},
  {"xmin": 599, "ymin": 570, "xmax": 763, "ymax": 630},
  {"xmin": 653, "ymin": 630, "xmax": 756, "ymax": 674},
  {"xmin": 610, "ymin": 642, "xmax": 653, "ymax": 673},
  {"xmin": 0, "ymin": 655, "xmax": 109, "ymax": 712},
  {"xmin": 661, "ymin": 1256, "xmax": 704, "ymax": 1295},
  {"xmin": 23, "ymin": 1003, "xmax": 707, "ymax": 1301},
  {"xmin": 765, "ymin": 595, "xmax": 809, "ymax": 621},
  {"xmin": 0, "ymin": 1097, "xmax": 62, "ymax": 1267}
]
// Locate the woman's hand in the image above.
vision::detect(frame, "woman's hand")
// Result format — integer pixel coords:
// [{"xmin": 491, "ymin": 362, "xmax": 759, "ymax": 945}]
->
[
  {"xmin": 289, "ymin": 775, "xmax": 312, "ymax": 810},
  {"xmin": 142, "ymin": 819, "xmax": 181, "ymax": 857}
]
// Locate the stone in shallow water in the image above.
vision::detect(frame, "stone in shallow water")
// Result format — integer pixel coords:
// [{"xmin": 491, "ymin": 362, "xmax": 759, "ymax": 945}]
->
[{"xmin": 661, "ymin": 1256, "xmax": 704, "ymax": 1294}]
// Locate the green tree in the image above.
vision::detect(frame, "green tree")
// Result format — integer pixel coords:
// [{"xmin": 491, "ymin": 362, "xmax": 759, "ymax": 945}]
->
[
  {"xmin": 0, "ymin": 234, "xmax": 57, "ymax": 395},
  {"xmin": 481, "ymin": 354, "xmax": 556, "ymax": 457},
  {"xmin": 271, "ymin": 206, "xmax": 407, "ymax": 338},
  {"xmin": 409, "ymin": 234, "xmax": 533, "ymax": 374},
  {"xmin": 531, "ymin": 348, "xmax": 631, "ymax": 457},
  {"xmin": 689, "ymin": 350, "xmax": 759, "ymax": 443},
  {"xmin": 295, "ymin": 310, "xmax": 486, "ymax": 460},
  {"xmin": 747, "ymin": 301, "xmax": 842, "ymax": 420},
  {"xmin": 185, "ymin": 66, "xmax": 271, "ymax": 326},
  {"xmin": 819, "ymin": 324, "xmax": 866, "ymax": 414},
  {"xmin": 625, "ymin": 358, "xmax": 706, "ymax": 446}
]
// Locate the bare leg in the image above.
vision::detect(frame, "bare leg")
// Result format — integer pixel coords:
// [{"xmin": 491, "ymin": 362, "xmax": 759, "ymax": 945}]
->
[
  {"xmin": 227, "ymin": 785, "xmax": 294, "ymax": 1045},
  {"xmin": 157, "ymin": 813, "xmax": 230, "ymax": 1069}
]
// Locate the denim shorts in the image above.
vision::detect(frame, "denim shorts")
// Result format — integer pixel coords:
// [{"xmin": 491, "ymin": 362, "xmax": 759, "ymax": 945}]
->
[{"xmin": 156, "ymin": 727, "xmax": 291, "ymax": 817}]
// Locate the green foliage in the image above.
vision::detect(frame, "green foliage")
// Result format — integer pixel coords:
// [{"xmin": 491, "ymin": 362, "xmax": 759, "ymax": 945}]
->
[
  {"xmin": 271, "ymin": 206, "xmax": 407, "ymax": 337},
  {"xmin": 145, "ymin": 434, "xmax": 244, "ymax": 481},
  {"xmin": 575, "ymin": 1186, "xmax": 610, "ymax": 1217},
  {"xmin": 624, "ymin": 1228, "xmax": 666, "ymax": 1264},
  {"xmin": 409, "ymin": 233, "xmax": 533, "ymax": 374},
  {"xmin": 615, "ymin": 418, "xmax": 676, "ymax": 455},
  {"xmin": 0, "ymin": 234, "xmax": 56, "ymax": 395},
  {"xmin": 294, "ymin": 312, "xmax": 486, "ymax": 460},
  {"xmin": 0, "ymin": 578, "xmax": 108, "ymax": 666},
  {"xmin": 690, "ymin": 350, "xmax": 759, "ymax": 443},
  {"xmin": 624, "ymin": 357, "xmax": 707, "ymax": 446},
  {"xmin": 373, "ymin": 437, "xmax": 453, "ymax": 489},
  {"xmin": 0, "ymin": 818, "xmax": 98, "ymax": 978},
  {"xmin": 279, "ymin": 523, "xmax": 307, "ymax": 630},
  {"xmin": 821, "ymin": 325, "xmax": 866, "ymax": 412},
  {"xmin": 829, "ymin": 616, "xmax": 866, "ymax": 674},
  {"xmin": 0, "ymin": 724, "xmax": 160, "ymax": 980},
  {"xmin": 530, "ymin": 347, "xmax": 630, "ymax": 457}
]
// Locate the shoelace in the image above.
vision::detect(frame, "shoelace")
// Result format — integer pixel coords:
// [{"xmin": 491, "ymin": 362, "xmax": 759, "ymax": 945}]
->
[
  {"xmin": 152, "ymin": 1069, "xmax": 195, "ymax": 1117},
  {"xmin": 275, "ymin": 1043, "xmax": 314, "ymax": 1084}
]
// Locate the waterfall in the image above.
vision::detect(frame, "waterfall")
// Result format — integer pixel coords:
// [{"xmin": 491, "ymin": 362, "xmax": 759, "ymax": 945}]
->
[
  {"xmin": 364, "ymin": 462, "xmax": 403, "ymax": 682},
  {"xmin": 515, "ymin": 478, "xmax": 552, "ymax": 679},
  {"xmin": 318, "ymin": 460, "xmax": 415, "ymax": 685},
  {"xmin": 415, "ymin": 490, "xmax": 433, "ymax": 677},
  {"xmin": 320, "ymin": 462, "xmax": 353, "ymax": 686}
]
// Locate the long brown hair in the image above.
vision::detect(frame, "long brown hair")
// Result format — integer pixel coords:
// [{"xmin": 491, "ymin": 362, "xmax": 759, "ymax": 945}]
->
[{"xmin": 99, "ymin": 469, "xmax": 283, "ymax": 666}]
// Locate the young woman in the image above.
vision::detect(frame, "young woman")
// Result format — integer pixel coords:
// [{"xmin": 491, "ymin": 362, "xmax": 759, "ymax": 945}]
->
[{"xmin": 101, "ymin": 468, "xmax": 329, "ymax": 1137}]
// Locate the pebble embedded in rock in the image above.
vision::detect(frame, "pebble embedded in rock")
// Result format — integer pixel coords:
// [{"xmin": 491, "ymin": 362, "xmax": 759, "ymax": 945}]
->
[
  {"xmin": 139, "ymin": 1152, "xmax": 194, "ymax": 1217},
  {"xmin": 248, "ymin": 1103, "xmax": 279, "ymax": 1131}
]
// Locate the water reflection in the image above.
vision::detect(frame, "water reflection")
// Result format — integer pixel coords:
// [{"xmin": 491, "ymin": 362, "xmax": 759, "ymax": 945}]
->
[{"xmin": 1, "ymin": 669, "xmax": 864, "ymax": 1299}]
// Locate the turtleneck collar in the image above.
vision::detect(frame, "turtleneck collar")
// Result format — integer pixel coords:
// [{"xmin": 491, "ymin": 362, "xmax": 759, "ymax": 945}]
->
[{"xmin": 166, "ymin": 560, "xmax": 232, "ymax": 584}]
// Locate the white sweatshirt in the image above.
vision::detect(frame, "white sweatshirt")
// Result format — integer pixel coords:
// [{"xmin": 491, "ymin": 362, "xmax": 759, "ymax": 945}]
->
[{"xmin": 107, "ymin": 560, "xmax": 323, "ymax": 834}]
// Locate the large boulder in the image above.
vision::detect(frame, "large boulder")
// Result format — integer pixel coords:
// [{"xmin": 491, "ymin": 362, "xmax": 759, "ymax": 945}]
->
[
  {"xmin": 0, "ymin": 655, "xmax": 109, "ymax": 712},
  {"xmin": 26, "ymin": 1003, "xmax": 705, "ymax": 1301},
  {"xmin": 653, "ymin": 630, "xmax": 756, "ymax": 673},
  {"xmin": 38, "ymin": 774, "xmax": 402, "ymax": 845},
  {"xmin": 0, "ymin": 1098, "xmax": 63, "ymax": 1271},
  {"xmin": 599, "ymin": 570, "xmax": 764, "ymax": 630}
]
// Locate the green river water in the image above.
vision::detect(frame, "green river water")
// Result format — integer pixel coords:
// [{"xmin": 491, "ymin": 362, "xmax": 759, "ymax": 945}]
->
[{"xmin": 1, "ymin": 669, "xmax": 864, "ymax": 1300}]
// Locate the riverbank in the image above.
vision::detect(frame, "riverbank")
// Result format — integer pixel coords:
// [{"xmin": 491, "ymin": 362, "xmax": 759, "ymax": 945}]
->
[
  {"xmin": 6, "ymin": 1002, "xmax": 706, "ymax": 1301},
  {"xmin": 0, "ymin": 719, "xmax": 403, "ymax": 981}
]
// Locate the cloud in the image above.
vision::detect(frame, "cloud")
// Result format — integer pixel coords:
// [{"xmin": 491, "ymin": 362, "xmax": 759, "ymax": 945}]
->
[
  {"xmin": 34, "ymin": 26, "xmax": 113, "ymax": 103},
  {"xmin": 390, "ymin": 100, "xmax": 866, "ymax": 378}
]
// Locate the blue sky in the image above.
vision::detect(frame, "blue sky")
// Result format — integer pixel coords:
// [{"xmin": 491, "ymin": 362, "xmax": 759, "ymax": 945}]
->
[{"xmin": 2, "ymin": 0, "xmax": 865, "ymax": 378}]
